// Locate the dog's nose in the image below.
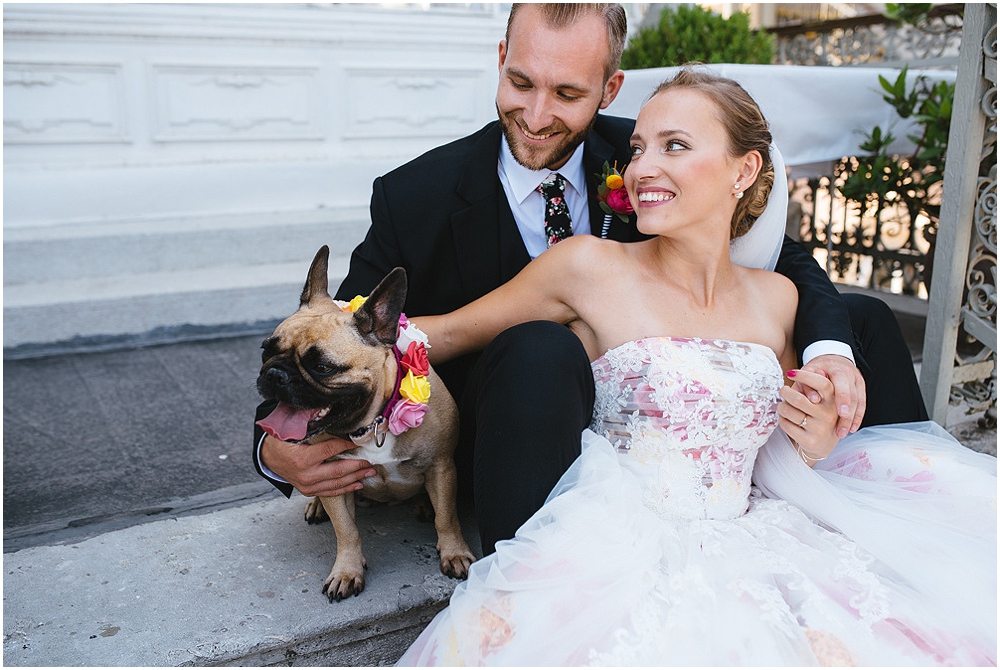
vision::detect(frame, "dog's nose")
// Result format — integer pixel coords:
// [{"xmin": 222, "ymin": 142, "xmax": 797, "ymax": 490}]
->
[{"xmin": 263, "ymin": 365, "xmax": 291, "ymax": 388}]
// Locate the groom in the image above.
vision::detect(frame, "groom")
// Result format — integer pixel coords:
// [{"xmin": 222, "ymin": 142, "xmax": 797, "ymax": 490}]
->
[{"xmin": 254, "ymin": 3, "xmax": 927, "ymax": 554}]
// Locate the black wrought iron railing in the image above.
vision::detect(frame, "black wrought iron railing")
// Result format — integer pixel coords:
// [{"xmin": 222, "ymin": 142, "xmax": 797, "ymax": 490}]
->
[{"xmin": 791, "ymin": 169, "xmax": 939, "ymax": 298}]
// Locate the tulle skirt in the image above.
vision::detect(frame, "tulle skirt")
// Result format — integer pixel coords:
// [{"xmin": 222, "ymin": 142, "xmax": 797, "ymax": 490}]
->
[{"xmin": 398, "ymin": 422, "xmax": 996, "ymax": 666}]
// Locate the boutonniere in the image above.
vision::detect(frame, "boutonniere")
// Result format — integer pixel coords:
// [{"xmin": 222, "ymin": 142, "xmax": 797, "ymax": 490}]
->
[
  {"xmin": 595, "ymin": 161, "xmax": 634, "ymax": 223},
  {"xmin": 594, "ymin": 161, "xmax": 633, "ymax": 239}
]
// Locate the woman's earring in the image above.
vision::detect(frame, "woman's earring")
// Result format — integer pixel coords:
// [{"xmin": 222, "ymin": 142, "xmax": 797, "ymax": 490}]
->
[{"xmin": 734, "ymin": 184, "xmax": 744, "ymax": 200}]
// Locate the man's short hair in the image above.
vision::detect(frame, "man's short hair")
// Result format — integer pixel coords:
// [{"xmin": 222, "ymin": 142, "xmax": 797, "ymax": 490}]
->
[{"xmin": 506, "ymin": 3, "xmax": 627, "ymax": 82}]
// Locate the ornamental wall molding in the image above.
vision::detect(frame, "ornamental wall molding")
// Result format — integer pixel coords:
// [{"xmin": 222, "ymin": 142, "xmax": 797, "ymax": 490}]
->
[
  {"xmin": 4, "ymin": 61, "xmax": 129, "ymax": 144},
  {"xmin": 148, "ymin": 63, "xmax": 325, "ymax": 143},
  {"xmin": 341, "ymin": 66, "xmax": 484, "ymax": 138}
]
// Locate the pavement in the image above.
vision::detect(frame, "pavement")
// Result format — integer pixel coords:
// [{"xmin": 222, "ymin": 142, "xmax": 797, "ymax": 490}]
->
[
  {"xmin": 3, "ymin": 328, "xmax": 483, "ymax": 666},
  {"xmin": 3, "ymin": 306, "xmax": 996, "ymax": 666}
]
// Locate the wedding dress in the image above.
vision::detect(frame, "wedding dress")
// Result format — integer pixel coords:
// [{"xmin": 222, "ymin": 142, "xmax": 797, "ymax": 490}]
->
[{"xmin": 398, "ymin": 337, "xmax": 997, "ymax": 666}]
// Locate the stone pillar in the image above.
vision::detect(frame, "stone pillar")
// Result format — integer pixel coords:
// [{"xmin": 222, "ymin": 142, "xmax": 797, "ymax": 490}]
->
[{"xmin": 919, "ymin": 3, "xmax": 997, "ymax": 427}]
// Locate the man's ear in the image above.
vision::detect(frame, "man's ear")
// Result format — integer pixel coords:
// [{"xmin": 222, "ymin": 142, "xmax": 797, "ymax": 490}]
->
[
  {"xmin": 600, "ymin": 69, "xmax": 625, "ymax": 109},
  {"xmin": 498, "ymin": 39, "xmax": 508, "ymax": 71},
  {"xmin": 353, "ymin": 267, "xmax": 407, "ymax": 346}
]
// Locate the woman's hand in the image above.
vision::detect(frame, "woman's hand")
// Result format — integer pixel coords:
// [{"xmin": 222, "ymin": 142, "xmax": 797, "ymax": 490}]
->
[
  {"xmin": 778, "ymin": 368, "xmax": 840, "ymax": 466},
  {"xmin": 799, "ymin": 353, "xmax": 866, "ymax": 438}
]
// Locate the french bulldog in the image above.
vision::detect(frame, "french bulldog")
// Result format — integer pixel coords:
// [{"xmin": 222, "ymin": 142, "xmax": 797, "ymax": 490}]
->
[{"xmin": 256, "ymin": 245, "xmax": 474, "ymax": 601}]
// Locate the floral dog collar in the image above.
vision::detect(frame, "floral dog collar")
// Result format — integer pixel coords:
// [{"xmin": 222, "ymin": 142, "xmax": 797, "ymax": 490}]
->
[{"xmin": 339, "ymin": 296, "xmax": 431, "ymax": 445}]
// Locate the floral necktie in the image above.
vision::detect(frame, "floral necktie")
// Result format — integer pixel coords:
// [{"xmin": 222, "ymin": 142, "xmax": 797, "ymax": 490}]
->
[{"xmin": 537, "ymin": 173, "xmax": 573, "ymax": 247}]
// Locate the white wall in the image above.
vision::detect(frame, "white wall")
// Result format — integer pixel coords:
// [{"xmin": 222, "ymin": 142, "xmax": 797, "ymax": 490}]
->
[
  {"xmin": 4, "ymin": 3, "xmax": 508, "ymax": 231},
  {"xmin": 3, "ymin": 3, "xmax": 512, "ymax": 349}
]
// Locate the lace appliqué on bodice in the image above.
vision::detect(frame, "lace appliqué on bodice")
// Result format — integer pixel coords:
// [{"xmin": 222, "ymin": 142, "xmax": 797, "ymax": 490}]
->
[{"xmin": 590, "ymin": 338, "xmax": 781, "ymax": 521}]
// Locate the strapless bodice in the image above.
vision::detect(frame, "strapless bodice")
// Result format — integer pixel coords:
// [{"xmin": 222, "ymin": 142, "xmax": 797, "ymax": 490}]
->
[{"xmin": 590, "ymin": 337, "xmax": 782, "ymax": 520}]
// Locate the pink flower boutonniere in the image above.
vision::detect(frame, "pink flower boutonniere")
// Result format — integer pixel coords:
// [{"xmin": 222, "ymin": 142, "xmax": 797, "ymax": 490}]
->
[{"xmin": 595, "ymin": 161, "xmax": 633, "ymax": 224}]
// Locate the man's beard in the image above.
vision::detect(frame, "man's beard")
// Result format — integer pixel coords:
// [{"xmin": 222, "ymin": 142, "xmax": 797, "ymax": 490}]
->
[{"xmin": 498, "ymin": 103, "xmax": 599, "ymax": 171}]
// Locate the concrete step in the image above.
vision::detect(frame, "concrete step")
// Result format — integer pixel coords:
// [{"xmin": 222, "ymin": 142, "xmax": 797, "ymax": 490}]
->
[
  {"xmin": 3, "ymin": 208, "xmax": 369, "ymax": 285},
  {"xmin": 3, "ymin": 260, "xmax": 347, "ymax": 352},
  {"xmin": 2, "ymin": 495, "xmax": 481, "ymax": 667},
  {"xmin": 3, "ymin": 209, "xmax": 368, "ymax": 351}
]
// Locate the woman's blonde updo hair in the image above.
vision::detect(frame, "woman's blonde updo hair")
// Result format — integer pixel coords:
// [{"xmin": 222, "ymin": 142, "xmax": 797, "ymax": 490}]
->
[{"xmin": 651, "ymin": 68, "xmax": 775, "ymax": 240}]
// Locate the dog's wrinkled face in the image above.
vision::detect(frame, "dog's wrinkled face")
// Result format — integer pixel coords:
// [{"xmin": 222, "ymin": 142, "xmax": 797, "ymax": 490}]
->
[{"xmin": 256, "ymin": 247, "xmax": 407, "ymax": 443}]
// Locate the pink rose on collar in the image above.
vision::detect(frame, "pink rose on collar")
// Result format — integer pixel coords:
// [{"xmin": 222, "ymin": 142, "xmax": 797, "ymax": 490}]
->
[
  {"xmin": 388, "ymin": 399, "xmax": 427, "ymax": 435},
  {"xmin": 605, "ymin": 188, "xmax": 633, "ymax": 215}
]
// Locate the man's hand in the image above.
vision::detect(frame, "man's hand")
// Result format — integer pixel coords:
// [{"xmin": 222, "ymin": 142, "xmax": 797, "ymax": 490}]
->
[
  {"xmin": 261, "ymin": 434, "xmax": 375, "ymax": 498},
  {"xmin": 797, "ymin": 354, "xmax": 866, "ymax": 439}
]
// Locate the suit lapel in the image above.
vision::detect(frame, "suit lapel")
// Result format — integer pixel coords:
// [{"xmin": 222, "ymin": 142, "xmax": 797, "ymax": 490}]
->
[{"xmin": 451, "ymin": 123, "xmax": 530, "ymax": 302}]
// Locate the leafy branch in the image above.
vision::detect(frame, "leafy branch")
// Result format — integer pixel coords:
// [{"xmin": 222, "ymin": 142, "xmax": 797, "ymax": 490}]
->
[{"xmin": 839, "ymin": 68, "xmax": 954, "ymax": 229}]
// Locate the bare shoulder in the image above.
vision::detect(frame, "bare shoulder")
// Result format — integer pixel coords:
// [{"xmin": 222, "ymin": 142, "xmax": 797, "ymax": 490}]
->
[
  {"xmin": 540, "ymin": 235, "xmax": 628, "ymax": 273},
  {"xmin": 551, "ymin": 234, "xmax": 624, "ymax": 257},
  {"xmin": 740, "ymin": 266, "xmax": 798, "ymax": 320}
]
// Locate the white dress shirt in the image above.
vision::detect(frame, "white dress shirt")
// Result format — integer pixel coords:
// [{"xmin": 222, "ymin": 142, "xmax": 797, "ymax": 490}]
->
[{"xmin": 497, "ymin": 137, "xmax": 592, "ymax": 260}]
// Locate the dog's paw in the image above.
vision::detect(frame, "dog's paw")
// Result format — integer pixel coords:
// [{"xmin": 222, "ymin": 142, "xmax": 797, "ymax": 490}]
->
[
  {"xmin": 322, "ymin": 566, "xmax": 367, "ymax": 602},
  {"xmin": 304, "ymin": 497, "xmax": 328, "ymax": 524},
  {"xmin": 439, "ymin": 548, "xmax": 475, "ymax": 580}
]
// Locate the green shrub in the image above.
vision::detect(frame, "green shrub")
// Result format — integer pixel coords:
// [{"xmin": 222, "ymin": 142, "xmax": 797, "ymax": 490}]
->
[
  {"xmin": 836, "ymin": 68, "xmax": 955, "ymax": 292},
  {"xmin": 884, "ymin": 3, "xmax": 936, "ymax": 25},
  {"xmin": 621, "ymin": 5, "xmax": 775, "ymax": 70}
]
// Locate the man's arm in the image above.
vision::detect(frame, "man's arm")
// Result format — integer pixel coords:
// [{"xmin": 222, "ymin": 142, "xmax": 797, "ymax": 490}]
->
[
  {"xmin": 253, "ymin": 400, "xmax": 295, "ymax": 496},
  {"xmin": 774, "ymin": 235, "xmax": 866, "ymax": 437},
  {"xmin": 774, "ymin": 236, "xmax": 855, "ymax": 358}
]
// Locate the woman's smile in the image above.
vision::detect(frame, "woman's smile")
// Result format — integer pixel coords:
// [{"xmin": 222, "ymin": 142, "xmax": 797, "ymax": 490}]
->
[{"xmin": 635, "ymin": 187, "xmax": 676, "ymax": 205}]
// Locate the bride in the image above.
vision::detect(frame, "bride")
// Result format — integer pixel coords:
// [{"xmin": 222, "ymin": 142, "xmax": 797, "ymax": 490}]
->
[{"xmin": 397, "ymin": 69, "xmax": 997, "ymax": 666}]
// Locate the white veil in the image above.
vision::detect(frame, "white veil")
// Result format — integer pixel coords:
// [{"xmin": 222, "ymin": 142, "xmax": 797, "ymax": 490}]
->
[{"xmin": 729, "ymin": 143, "xmax": 786, "ymax": 271}]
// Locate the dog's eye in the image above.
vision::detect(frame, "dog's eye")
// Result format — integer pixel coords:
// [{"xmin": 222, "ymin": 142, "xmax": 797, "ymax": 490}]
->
[{"xmin": 302, "ymin": 347, "xmax": 348, "ymax": 377}]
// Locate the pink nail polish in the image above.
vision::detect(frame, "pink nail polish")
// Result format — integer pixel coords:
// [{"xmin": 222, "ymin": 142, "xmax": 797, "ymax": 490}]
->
[{"xmin": 787, "ymin": 370, "xmax": 797, "ymax": 378}]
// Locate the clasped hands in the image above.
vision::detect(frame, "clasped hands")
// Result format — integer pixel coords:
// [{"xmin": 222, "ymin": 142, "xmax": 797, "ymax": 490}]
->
[{"xmin": 778, "ymin": 353, "xmax": 866, "ymax": 466}]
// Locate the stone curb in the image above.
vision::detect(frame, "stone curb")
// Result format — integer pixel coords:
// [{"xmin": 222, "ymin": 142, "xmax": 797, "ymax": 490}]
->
[{"xmin": 3, "ymin": 496, "xmax": 480, "ymax": 667}]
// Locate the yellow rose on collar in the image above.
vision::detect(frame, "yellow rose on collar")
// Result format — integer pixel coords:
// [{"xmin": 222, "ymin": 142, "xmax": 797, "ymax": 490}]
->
[
  {"xmin": 399, "ymin": 370, "xmax": 431, "ymax": 404},
  {"xmin": 346, "ymin": 295, "xmax": 368, "ymax": 312}
]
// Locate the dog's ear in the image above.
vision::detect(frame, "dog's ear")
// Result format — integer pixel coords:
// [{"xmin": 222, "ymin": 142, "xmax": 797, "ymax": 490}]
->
[
  {"xmin": 300, "ymin": 246, "xmax": 331, "ymax": 307},
  {"xmin": 354, "ymin": 267, "xmax": 407, "ymax": 346}
]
